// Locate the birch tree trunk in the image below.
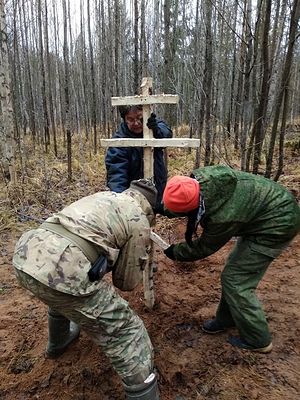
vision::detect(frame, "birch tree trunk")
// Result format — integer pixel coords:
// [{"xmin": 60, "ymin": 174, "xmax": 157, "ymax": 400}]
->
[
  {"xmin": 20, "ymin": 0, "xmax": 37, "ymax": 147},
  {"xmin": 0, "ymin": 0, "xmax": 16, "ymax": 183}
]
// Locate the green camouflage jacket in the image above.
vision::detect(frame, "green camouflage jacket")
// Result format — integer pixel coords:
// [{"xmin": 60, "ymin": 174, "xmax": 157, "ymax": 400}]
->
[
  {"xmin": 13, "ymin": 189, "xmax": 154, "ymax": 295},
  {"xmin": 172, "ymin": 166, "xmax": 300, "ymax": 261}
]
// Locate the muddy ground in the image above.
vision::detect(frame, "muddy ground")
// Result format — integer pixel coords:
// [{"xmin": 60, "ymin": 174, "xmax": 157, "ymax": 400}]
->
[{"xmin": 0, "ymin": 217, "xmax": 299, "ymax": 400}]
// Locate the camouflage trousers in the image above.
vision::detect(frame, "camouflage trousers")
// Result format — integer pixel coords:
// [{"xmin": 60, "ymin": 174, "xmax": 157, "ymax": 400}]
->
[
  {"xmin": 14, "ymin": 268, "xmax": 153, "ymax": 385},
  {"xmin": 216, "ymin": 237, "xmax": 291, "ymax": 347}
]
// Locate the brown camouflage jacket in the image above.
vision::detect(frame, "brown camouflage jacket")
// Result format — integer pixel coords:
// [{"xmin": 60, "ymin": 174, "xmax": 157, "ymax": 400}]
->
[{"xmin": 13, "ymin": 189, "xmax": 154, "ymax": 295}]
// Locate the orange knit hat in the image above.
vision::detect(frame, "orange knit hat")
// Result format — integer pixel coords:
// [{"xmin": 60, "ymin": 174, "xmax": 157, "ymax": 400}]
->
[{"xmin": 163, "ymin": 176, "xmax": 200, "ymax": 213}]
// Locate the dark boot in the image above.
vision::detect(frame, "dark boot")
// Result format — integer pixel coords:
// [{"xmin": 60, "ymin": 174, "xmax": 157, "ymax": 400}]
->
[
  {"xmin": 124, "ymin": 373, "xmax": 159, "ymax": 400},
  {"xmin": 202, "ymin": 318, "xmax": 234, "ymax": 334},
  {"xmin": 46, "ymin": 308, "xmax": 80, "ymax": 358},
  {"xmin": 227, "ymin": 336, "xmax": 273, "ymax": 353}
]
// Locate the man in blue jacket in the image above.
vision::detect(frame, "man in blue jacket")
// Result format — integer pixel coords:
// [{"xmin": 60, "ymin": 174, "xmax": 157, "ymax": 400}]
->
[{"xmin": 105, "ymin": 105, "xmax": 173, "ymax": 207}]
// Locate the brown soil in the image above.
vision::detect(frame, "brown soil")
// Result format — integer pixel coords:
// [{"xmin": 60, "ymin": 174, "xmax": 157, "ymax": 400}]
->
[{"xmin": 0, "ymin": 220, "xmax": 299, "ymax": 400}]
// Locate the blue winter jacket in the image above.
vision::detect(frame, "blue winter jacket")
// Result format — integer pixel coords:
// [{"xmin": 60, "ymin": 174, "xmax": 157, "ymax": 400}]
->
[{"xmin": 105, "ymin": 118, "xmax": 173, "ymax": 204}]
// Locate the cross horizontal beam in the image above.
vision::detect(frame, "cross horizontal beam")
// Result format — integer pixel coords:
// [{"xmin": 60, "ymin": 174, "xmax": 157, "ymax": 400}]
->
[
  {"xmin": 101, "ymin": 138, "xmax": 200, "ymax": 148},
  {"xmin": 111, "ymin": 94, "xmax": 179, "ymax": 106}
]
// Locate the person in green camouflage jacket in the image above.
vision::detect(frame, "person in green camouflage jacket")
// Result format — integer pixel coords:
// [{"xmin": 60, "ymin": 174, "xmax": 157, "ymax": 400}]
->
[
  {"xmin": 13, "ymin": 179, "xmax": 160, "ymax": 400},
  {"xmin": 162, "ymin": 166, "xmax": 300, "ymax": 353}
]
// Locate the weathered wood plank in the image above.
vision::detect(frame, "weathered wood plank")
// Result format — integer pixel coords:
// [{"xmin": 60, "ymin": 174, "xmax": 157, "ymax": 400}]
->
[
  {"xmin": 111, "ymin": 94, "xmax": 179, "ymax": 106},
  {"xmin": 101, "ymin": 138, "xmax": 200, "ymax": 148}
]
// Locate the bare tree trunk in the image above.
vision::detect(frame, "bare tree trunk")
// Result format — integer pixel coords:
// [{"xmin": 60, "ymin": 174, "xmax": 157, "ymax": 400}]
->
[
  {"xmin": 133, "ymin": 0, "xmax": 139, "ymax": 93},
  {"xmin": 44, "ymin": 0, "xmax": 57, "ymax": 157},
  {"xmin": 97, "ymin": 0, "xmax": 109, "ymax": 137},
  {"xmin": 79, "ymin": 0, "xmax": 89, "ymax": 141},
  {"xmin": 0, "ymin": 0, "xmax": 16, "ymax": 183},
  {"xmin": 20, "ymin": 0, "xmax": 36, "ymax": 147},
  {"xmin": 246, "ymin": 0, "xmax": 263, "ymax": 171},
  {"xmin": 226, "ymin": 0, "xmax": 238, "ymax": 138},
  {"xmin": 163, "ymin": 0, "xmax": 179, "ymax": 124},
  {"xmin": 11, "ymin": 0, "xmax": 22, "ymax": 155},
  {"xmin": 193, "ymin": 0, "xmax": 202, "ymax": 168},
  {"xmin": 241, "ymin": 0, "xmax": 253, "ymax": 170},
  {"xmin": 62, "ymin": 0, "xmax": 72, "ymax": 180},
  {"xmin": 140, "ymin": 0, "xmax": 148, "ymax": 76},
  {"xmin": 252, "ymin": 0, "xmax": 272, "ymax": 174},
  {"xmin": 266, "ymin": 0, "xmax": 300, "ymax": 179},
  {"xmin": 234, "ymin": 0, "xmax": 252, "ymax": 156},
  {"xmin": 233, "ymin": 0, "xmax": 249, "ymax": 152},
  {"xmin": 52, "ymin": 0, "xmax": 64, "ymax": 143},
  {"xmin": 163, "ymin": 0, "xmax": 171, "ymax": 93},
  {"xmin": 87, "ymin": 0, "xmax": 97, "ymax": 154},
  {"xmin": 204, "ymin": 0, "xmax": 213, "ymax": 166},
  {"xmin": 38, "ymin": 0, "xmax": 50, "ymax": 153}
]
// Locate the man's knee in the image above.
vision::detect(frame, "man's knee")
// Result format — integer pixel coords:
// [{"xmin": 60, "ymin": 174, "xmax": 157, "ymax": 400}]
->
[{"xmin": 220, "ymin": 268, "xmax": 237, "ymax": 292}]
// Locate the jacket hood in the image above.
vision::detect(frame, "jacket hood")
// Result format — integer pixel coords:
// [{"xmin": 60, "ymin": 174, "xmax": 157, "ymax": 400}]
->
[
  {"xmin": 192, "ymin": 166, "xmax": 237, "ymax": 215},
  {"xmin": 122, "ymin": 188, "xmax": 155, "ymax": 226}
]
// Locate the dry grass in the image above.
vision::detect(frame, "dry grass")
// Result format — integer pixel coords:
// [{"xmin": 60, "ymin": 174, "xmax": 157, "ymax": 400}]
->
[
  {"xmin": 1, "ymin": 132, "xmax": 299, "ymax": 234},
  {"xmin": 1, "ymin": 135, "xmax": 107, "ymax": 231}
]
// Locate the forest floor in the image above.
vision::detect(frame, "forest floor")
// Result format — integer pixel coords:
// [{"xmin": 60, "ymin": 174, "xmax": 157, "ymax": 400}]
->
[{"xmin": 0, "ymin": 146, "xmax": 299, "ymax": 400}]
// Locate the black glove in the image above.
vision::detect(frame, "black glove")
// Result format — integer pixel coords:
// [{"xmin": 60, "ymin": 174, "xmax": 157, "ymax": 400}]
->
[
  {"xmin": 147, "ymin": 113, "xmax": 158, "ymax": 135},
  {"xmin": 153, "ymin": 203, "xmax": 165, "ymax": 215},
  {"xmin": 88, "ymin": 254, "xmax": 110, "ymax": 282},
  {"xmin": 164, "ymin": 244, "xmax": 176, "ymax": 260}
]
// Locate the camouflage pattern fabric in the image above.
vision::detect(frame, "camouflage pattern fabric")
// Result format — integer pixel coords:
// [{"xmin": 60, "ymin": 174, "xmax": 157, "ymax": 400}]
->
[
  {"xmin": 12, "ymin": 189, "xmax": 156, "ymax": 384},
  {"xmin": 216, "ymin": 237, "xmax": 290, "ymax": 347},
  {"xmin": 168, "ymin": 166, "xmax": 300, "ymax": 347},
  {"xmin": 13, "ymin": 190, "xmax": 154, "ymax": 295},
  {"xmin": 173, "ymin": 166, "xmax": 300, "ymax": 260},
  {"xmin": 14, "ymin": 268, "xmax": 153, "ymax": 384}
]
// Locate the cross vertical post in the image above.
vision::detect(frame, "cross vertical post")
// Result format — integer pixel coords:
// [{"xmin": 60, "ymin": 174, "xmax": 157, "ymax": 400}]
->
[
  {"xmin": 140, "ymin": 77, "xmax": 154, "ymax": 178},
  {"xmin": 140, "ymin": 77, "xmax": 155, "ymax": 308},
  {"xmin": 101, "ymin": 77, "xmax": 200, "ymax": 308}
]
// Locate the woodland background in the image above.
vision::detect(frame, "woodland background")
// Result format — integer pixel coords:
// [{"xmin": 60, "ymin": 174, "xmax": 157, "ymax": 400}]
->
[
  {"xmin": 0, "ymin": 2, "xmax": 300, "ymax": 399},
  {"xmin": 0, "ymin": 0, "xmax": 300, "ymax": 188}
]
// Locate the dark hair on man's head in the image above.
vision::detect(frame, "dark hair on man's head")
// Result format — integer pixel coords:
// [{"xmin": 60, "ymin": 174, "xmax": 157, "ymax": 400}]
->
[{"xmin": 118, "ymin": 105, "xmax": 143, "ymax": 119}]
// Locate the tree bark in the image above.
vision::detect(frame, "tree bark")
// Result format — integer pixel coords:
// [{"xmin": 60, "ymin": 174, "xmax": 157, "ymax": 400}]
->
[
  {"xmin": 62, "ymin": 0, "xmax": 72, "ymax": 181},
  {"xmin": 87, "ymin": 0, "xmax": 98, "ymax": 154},
  {"xmin": 0, "ymin": 0, "xmax": 16, "ymax": 183},
  {"xmin": 252, "ymin": 0, "xmax": 272, "ymax": 174},
  {"xmin": 266, "ymin": 0, "xmax": 300, "ymax": 179},
  {"xmin": 38, "ymin": 0, "xmax": 50, "ymax": 153}
]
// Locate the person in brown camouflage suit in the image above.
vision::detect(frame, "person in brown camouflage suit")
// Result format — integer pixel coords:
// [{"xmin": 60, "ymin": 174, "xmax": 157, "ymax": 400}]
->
[{"xmin": 13, "ymin": 179, "xmax": 160, "ymax": 400}]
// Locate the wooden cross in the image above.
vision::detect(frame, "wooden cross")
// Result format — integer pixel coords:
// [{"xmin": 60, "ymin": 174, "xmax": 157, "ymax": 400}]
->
[{"xmin": 101, "ymin": 77, "xmax": 200, "ymax": 308}]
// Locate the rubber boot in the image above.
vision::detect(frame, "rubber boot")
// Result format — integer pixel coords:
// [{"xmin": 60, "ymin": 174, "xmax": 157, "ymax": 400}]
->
[
  {"xmin": 45, "ymin": 308, "xmax": 80, "ymax": 358},
  {"xmin": 124, "ymin": 373, "xmax": 159, "ymax": 400}
]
